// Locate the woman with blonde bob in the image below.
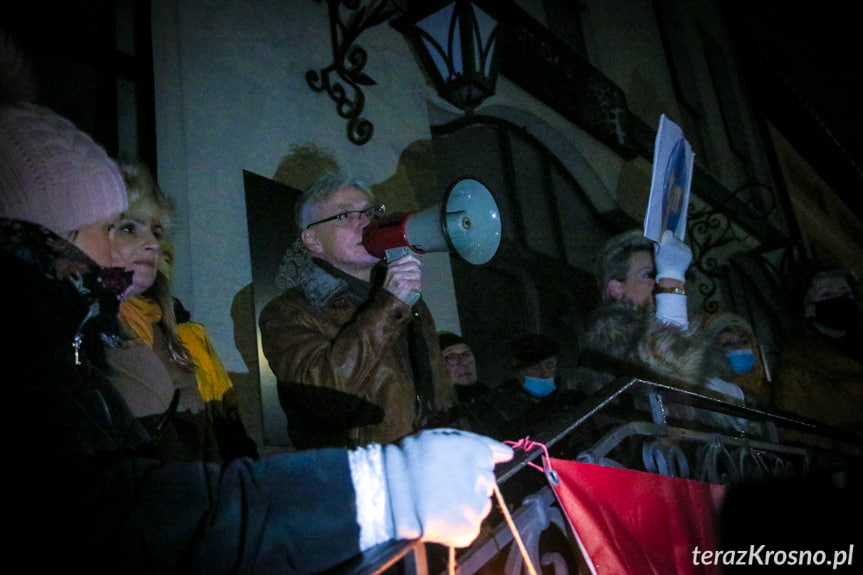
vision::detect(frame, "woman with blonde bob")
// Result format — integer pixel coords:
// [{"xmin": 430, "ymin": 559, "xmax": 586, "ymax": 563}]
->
[{"xmin": 108, "ymin": 161, "xmax": 258, "ymax": 462}]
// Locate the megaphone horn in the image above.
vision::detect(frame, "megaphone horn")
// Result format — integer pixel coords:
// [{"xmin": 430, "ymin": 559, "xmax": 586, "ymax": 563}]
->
[{"xmin": 361, "ymin": 178, "xmax": 502, "ymax": 266}]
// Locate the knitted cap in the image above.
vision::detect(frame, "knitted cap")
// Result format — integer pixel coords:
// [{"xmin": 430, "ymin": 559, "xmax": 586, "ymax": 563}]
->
[
  {"xmin": 0, "ymin": 102, "xmax": 127, "ymax": 235},
  {"xmin": 438, "ymin": 331, "xmax": 466, "ymax": 351}
]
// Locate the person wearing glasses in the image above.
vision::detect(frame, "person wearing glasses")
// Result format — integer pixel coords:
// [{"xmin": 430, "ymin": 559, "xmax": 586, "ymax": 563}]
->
[
  {"xmin": 438, "ymin": 332, "xmax": 485, "ymax": 395},
  {"xmin": 259, "ymin": 171, "xmax": 459, "ymax": 449},
  {"xmin": 438, "ymin": 332, "xmax": 502, "ymax": 435}
]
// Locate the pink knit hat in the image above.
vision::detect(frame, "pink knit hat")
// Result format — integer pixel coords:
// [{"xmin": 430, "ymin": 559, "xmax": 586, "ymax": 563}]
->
[{"xmin": 0, "ymin": 101, "xmax": 127, "ymax": 235}]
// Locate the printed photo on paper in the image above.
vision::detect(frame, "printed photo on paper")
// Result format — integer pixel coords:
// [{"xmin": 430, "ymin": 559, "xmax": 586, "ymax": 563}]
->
[{"xmin": 644, "ymin": 114, "xmax": 695, "ymax": 242}]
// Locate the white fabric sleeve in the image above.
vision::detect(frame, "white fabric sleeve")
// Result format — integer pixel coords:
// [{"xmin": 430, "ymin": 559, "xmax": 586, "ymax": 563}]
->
[
  {"xmin": 705, "ymin": 377, "xmax": 749, "ymax": 431},
  {"xmin": 348, "ymin": 443, "xmax": 394, "ymax": 551},
  {"xmin": 704, "ymin": 377, "xmax": 746, "ymax": 403},
  {"xmin": 655, "ymin": 292, "xmax": 690, "ymax": 329}
]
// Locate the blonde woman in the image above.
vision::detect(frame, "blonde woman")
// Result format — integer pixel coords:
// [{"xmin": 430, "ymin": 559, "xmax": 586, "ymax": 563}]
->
[{"xmin": 108, "ymin": 161, "xmax": 258, "ymax": 462}]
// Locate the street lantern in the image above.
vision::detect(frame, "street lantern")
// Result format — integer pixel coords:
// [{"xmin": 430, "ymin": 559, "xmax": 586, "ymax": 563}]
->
[{"xmin": 393, "ymin": 1, "xmax": 501, "ymax": 114}]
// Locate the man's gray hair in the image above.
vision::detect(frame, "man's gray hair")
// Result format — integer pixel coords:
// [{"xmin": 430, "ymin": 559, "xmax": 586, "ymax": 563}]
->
[{"xmin": 294, "ymin": 171, "xmax": 374, "ymax": 230}]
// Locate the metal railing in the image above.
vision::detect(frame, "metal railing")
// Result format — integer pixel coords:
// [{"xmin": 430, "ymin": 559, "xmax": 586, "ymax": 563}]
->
[{"xmin": 327, "ymin": 375, "xmax": 863, "ymax": 575}]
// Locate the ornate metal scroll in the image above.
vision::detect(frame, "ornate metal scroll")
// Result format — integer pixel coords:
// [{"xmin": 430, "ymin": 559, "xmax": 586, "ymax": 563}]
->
[
  {"xmin": 687, "ymin": 204, "xmax": 747, "ymax": 313},
  {"xmin": 687, "ymin": 182, "xmax": 778, "ymax": 313},
  {"xmin": 456, "ymin": 486, "xmax": 576, "ymax": 575},
  {"xmin": 307, "ymin": 0, "xmax": 400, "ymax": 145}
]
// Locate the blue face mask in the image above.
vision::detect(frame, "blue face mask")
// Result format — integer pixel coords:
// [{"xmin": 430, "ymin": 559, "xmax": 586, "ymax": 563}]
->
[
  {"xmin": 726, "ymin": 348, "xmax": 756, "ymax": 374},
  {"xmin": 523, "ymin": 376, "xmax": 556, "ymax": 398}
]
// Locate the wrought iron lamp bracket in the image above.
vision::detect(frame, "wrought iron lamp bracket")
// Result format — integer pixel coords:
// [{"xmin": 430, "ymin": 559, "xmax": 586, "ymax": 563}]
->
[{"xmin": 307, "ymin": 0, "xmax": 401, "ymax": 145}]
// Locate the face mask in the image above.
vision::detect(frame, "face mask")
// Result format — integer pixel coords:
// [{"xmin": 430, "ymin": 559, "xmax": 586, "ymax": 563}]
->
[
  {"xmin": 523, "ymin": 376, "xmax": 556, "ymax": 398},
  {"xmin": 725, "ymin": 348, "xmax": 755, "ymax": 374},
  {"xmin": 814, "ymin": 296, "xmax": 859, "ymax": 332}
]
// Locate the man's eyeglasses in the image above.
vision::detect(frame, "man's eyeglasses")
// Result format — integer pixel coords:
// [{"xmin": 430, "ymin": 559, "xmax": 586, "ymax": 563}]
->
[
  {"xmin": 305, "ymin": 205, "xmax": 386, "ymax": 229},
  {"xmin": 443, "ymin": 351, "xmax": 474, "ymax": 366}
]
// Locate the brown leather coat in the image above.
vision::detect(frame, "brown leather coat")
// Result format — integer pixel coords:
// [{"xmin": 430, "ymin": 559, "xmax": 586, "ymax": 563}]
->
[{"xmin": 259, "ymin": 257, "xmax": 455, "ymax": 449}]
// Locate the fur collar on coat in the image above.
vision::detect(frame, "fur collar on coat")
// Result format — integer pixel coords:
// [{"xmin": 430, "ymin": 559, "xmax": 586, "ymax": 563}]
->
[
  {"xmin": 275, "ymin": 239, "xmax": 354, "ymax": 309},
  {"xmin": 580, "ymin": 300, "xmax": 733, "ymax": 386}
]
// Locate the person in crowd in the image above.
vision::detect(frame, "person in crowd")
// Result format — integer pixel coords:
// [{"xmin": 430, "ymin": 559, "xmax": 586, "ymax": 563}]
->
[
  {"xmin": 439, "ymin": 331, "xmax": 491, "ymax": 401},
  {"xmin": 259, "ymin": 171, "xmax": 457, "ymax": 450},
  {"xmin": 703, "ymin": 311, "xmax": 771, "ymax": 408},
  {"xmin": 438, "ymin": 331, "xmax": 502, "ymax": 436},
  {"xmin": 581, "ymin": 229, "xmax": 732, "ymax": 383},
  {"xmin": 481, "ymin": 333, "xmax": 586, "ymax": 441},
  {"xmin": 503, "ymin": 333, "xmax": 562, "ymax": 400},
  {"xmin": 581, "ymin": 230, "xmax": 688, "ymax": 379},
  {"xmin": 1, "ymin": 48, "xmax": 512, "ymax": 573},
  {"xmin": 579, "ymin": 229, "xmax": 749, "ymax": 433},
  {"xmin": 107, "ymin": 160, "xmax": 258, "ymax": 462},
  {"xmin": 772, "ymin": 267, "xmax": 863, "ymax": 436}
]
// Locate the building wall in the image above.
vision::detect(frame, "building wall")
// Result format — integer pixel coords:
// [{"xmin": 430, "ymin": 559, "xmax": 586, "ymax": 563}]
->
[
  {"xmin": 153, "ymin": 0, "xmax": 434, "ymax": 366},
  {"xmin": 149, "ymin": 0, "xmax": 790, "ymax": 450}
]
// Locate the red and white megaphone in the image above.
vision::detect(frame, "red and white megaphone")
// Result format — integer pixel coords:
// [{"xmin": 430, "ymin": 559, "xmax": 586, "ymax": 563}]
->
[
  {"xmin": 362, "ymin": 178, "xmax": 502, "ymax": 306},
  {"xmin": 362, "ymin": 178, "xmax": 502, "ymax": 265}
]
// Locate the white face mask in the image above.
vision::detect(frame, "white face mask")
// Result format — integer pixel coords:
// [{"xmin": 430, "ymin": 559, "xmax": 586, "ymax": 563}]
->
[{"xmin": 523, "ymin": 376, "xmax": 556, "ymax": 398}]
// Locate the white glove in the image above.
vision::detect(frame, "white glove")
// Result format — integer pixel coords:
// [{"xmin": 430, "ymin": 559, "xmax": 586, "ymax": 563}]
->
[
  {"xmin": 654, "ymin": 229, "xmax": 691, "ymax": 282},
  {"xmin": 384, "ymin": 428, "xmax": 513, "ymax": 548}
]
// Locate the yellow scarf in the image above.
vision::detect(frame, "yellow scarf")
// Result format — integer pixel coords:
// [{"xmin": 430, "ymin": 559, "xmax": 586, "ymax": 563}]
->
[
  {"xmin": 177, "ymin": 322, "xmax": 234, "ymax": 403},
  {"xmin": 119, "ymin": 297, "xmax": 162, "ymax": 347},
  {"xmin": 119, "ymin": 297, "xmax": 233, "ymax": 403}
]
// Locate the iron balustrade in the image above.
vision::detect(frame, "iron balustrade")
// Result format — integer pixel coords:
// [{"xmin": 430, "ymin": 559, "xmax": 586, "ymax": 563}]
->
[{"xmin": 326, "ymin": 375, "xmax": 863, "ymax": 575}]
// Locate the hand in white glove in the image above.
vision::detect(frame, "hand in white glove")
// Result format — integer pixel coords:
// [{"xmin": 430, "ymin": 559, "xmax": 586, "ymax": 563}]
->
[
  {"xmin": 654, "ymin": 229, "xmax": 692, "ymax": 282},
  {"xmin": 384, "ymin": 428, "xmax": 513, "ymax": 548}
]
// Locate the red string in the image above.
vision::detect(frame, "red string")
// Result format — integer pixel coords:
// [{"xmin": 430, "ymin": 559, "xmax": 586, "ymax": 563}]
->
[{"xmin": 504, "ymin": 436, "xmax": 553, "ymax": 475}]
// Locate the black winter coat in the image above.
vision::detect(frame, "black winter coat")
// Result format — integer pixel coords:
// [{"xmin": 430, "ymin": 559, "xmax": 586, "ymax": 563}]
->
[{"xmin": 2, "ymin": 219, "xmax": 365, "ymax": 574}]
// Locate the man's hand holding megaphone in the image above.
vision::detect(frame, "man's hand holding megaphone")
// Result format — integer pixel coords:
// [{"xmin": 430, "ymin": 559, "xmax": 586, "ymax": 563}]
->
[{"xmin": 381, "ymin": 251, "xmax": 423, "ymax": 306}]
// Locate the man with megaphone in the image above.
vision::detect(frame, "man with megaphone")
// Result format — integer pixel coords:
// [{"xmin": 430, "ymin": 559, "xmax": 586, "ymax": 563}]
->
[{"xmin": 259, "ymin": 172, "xmax": 460, "ymax": 450}]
